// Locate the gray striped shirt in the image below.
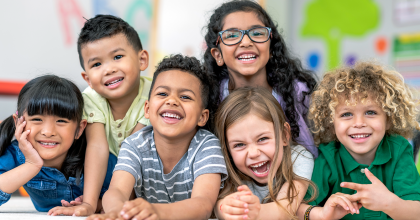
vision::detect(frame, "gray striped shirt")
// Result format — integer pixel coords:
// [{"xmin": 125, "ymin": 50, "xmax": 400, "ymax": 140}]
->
[{"xmin": 114, "ymin": 126, "xmax": 228, "ymax": 203}]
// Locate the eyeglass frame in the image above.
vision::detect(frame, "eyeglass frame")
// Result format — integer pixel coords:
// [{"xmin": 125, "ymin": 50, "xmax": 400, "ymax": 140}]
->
[{"xmin": 215, "ymin": 27, "xmax": 272, "ymax": 46}]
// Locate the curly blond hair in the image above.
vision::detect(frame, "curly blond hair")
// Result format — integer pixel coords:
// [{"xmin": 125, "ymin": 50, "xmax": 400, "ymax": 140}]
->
[{"xmin": 309, "ymin": 61, "xmax": 420, "ymax": 145}]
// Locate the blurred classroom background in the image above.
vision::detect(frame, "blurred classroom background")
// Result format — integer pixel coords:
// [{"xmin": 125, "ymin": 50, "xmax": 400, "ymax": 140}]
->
[{"xmin": 1, "ymin": 0, "xmax": 420, "ymax": 172}]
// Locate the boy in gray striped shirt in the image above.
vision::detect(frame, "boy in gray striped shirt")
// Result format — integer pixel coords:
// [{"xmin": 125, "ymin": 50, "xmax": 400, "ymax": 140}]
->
[{"xmin": 87, "ymin": 55, "xmax": 227, "ymax": 220}]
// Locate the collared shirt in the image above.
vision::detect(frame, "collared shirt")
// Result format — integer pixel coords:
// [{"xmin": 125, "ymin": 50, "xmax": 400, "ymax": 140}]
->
[
  {"xmin": 82, "ymin": 76, "xmax": 152, "ymax": 156},
  {"xmin": 308, "ymin": 134, "xmax": 420, "ymax": 219},
  {"xmin": 220, "ymin": 78, "xmax": 318, "ymax": 157},
  {"xmin": 0, "ymin": 140, "xmax": 117, "ymax": 212}
]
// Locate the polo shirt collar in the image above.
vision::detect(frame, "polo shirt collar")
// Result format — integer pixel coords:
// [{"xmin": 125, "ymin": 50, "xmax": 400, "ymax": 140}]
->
[{"xmin": 339, "ymin": 135, "xmax": 392, "ymax": 175}]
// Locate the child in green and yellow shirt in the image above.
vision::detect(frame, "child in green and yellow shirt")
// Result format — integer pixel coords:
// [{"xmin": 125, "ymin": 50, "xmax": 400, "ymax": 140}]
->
[
  {"xmin": 298, "ymin": 61, "xmax": 420, "ymax": 220},
  {"xmin": 49, "ymin": 15, "xmax": 152, "ymax": 216}
]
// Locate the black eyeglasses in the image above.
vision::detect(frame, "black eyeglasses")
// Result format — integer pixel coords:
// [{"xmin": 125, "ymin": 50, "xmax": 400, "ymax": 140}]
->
[{"xmin": 216, "ymin": 27, "xmax": 272, "ymax": 46}]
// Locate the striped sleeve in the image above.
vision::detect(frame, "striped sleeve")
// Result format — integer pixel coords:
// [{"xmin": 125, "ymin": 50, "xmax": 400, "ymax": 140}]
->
[
  {"xmin": 192, "ymin": 136, "xmax": 228, "ymax": 182},
  {"xmin": 114, "ymin": 140, "xmax": 142, "ymax": 187}
]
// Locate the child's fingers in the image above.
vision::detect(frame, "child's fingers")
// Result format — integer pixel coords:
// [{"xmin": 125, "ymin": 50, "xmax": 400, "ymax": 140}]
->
[
  {"xmin": 224, "ymin": 213, "xmax": 249, "ymax": 220},
  {"xmin": 61, "ymin": 200, "xmax": 71, "ymax": 207},
  {"xmin": 238, "ymin": 195, "xmax": 259, "ymax": 205},
  {"xmin": 222, "ymin": 205, "xmax": 248, "ymax": 215},
  {"xmin": 331, "ymin": 194, "xmax": 357, "ymax": 214},
  {"xmin": 132, "ymin": 209, "xmax": 154, "ymax": 220},
  {"xmin": 121, "ymin": 205, "xmax": 142, "ymax": 220},
  {"xmin": 237, "ymin": 185, "xmax": 251, "ymax": 192},
  {"xmin": 224, "ymin": 197, "xmax": 249, "ymax": 208},
  {"xmin": 341, "ymin": 182, "xmax": 365, "ymax": 192},
  {"xmin": 19, "ymin": 129, "xmax": 30, "ymax": 144},
  {"xmin": 14, "ymin": 118, "xmax": 24, "ymax": 136},
  {"xmin": 75, "ymin": 195, "xmax": 83, "ymax": 202}
]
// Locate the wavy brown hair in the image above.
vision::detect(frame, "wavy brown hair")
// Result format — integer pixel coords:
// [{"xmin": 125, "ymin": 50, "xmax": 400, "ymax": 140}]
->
[
  {"xmin": 215, "ymin": 87, "xmax": 316, "ymax": 219},
  {"xmin": 309, "ymin": 61, "xmax": 420, "ymax": 145}
]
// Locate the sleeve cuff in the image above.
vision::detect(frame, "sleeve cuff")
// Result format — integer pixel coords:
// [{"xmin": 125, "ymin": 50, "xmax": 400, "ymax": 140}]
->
[{"xmin": 0, "ymin": 189, "xmax": 12, "ymax": 205}]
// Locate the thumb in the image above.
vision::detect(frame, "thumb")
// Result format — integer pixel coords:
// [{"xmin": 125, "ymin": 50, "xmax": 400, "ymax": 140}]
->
[
  {"xmin": 238, "ymin": 185, "xmax": 251, "ymax": 192},
  {"xmin": 364, "ymin": 168, "xmax": 379, "ymax": 184}
]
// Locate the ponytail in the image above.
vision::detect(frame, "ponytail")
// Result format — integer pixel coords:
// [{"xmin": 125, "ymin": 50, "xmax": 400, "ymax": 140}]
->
[{"xmin": 0, "ymin": 116, "xmax": 16, "ymax": 156}]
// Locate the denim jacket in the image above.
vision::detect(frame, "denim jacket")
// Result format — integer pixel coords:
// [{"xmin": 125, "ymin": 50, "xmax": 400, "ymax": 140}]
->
[{"xmin": 0, "ymin": 140, "xmax": 116, "ymax": 212}]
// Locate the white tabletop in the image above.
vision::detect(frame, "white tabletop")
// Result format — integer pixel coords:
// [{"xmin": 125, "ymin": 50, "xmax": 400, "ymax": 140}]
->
[{"xmin": 0, "ymin": 197, "xmax": 86, "ymax": 220}]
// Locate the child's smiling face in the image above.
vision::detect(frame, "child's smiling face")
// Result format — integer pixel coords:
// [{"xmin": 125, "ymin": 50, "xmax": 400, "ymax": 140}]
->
[
  {"xmin": 333, "ymin": 97, "xmax": 390, "ymax": 165},
  {"xmin": 145, "ymin": 70, "xmax": 209, "ymax": 140},
  {"xmin": 226, "ymin": 113, "xmax": 286, "ymax": 184},
  {"xmin": 211, "ymin": 11, "xmax": 270, "ymax": 79},
  {"xmin": 81, "ymin": 33, "xmax": 148, "ymax": 101},
  {"xmin": 22, "ymin": 113, "xmax": 85, "ymax": 169}
]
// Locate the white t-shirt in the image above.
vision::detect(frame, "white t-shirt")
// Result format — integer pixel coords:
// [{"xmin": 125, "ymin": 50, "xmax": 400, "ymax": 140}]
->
[{"xmin": 243, "ymin": 145, "xmax": 314, "ymax": 203}]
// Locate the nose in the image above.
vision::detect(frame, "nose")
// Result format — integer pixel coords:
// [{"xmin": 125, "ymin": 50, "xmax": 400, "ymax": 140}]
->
[
  {"xmin": 104, "ymin": 62, "xmax": 117, "ymax": 75},
  {"xmin": 239, "ymin": 33, "xmax": 253, "ymax": 47},
  {"xmin": 165, "ymin": 95, "xmax": 179, "ymax": 106},
  {"xmin": 247, "ymin": 144, "xmax": 260, "ymax": 159},
  {"xmin": 41, "ymin": 122, "xmax": 56, "ymax": 137},
  {"xmin": 353, "ymin": 115, "xmax": 366, "ymax": 128}
]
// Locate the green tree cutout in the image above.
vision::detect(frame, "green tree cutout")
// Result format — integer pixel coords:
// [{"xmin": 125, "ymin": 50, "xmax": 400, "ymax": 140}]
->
[{"xmin": 301, "ymin": 0, "xmax": 379, "ymax": 69}]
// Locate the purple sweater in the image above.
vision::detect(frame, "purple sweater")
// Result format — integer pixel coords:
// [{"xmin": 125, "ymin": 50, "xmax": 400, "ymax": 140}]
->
[{"xmin": 220, "ymin": 79, "xmax": 318, "ymax": 157}]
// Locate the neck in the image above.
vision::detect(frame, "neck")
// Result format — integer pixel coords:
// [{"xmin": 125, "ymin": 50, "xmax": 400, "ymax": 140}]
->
[
  {"xmin": 153, "ymin": 128, "xmax": 197, "ymax": 174},
  {"xmin": 108, "ymin": 81, "xmax": 140, "ymax": 120},
  {"xmin": 227, "ymin": 68, "xmax": 271, "ymax": 92},
  {"xmin": 43, "ymin": 153, "xmax": 67, "ymax": 171},
  {"xmin": 347, "ymin": 146, "xmax": 378, "ymax": 166}
]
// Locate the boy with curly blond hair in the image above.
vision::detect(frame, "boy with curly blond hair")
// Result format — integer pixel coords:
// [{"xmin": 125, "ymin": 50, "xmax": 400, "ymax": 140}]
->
[{"xmin": 298, "ymin": 61, "xmax": 420, "ymax": 220}]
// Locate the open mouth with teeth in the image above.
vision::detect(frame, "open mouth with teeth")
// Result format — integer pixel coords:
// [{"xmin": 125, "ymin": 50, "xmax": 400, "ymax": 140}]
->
[
  {"xmin": 160, "ymin": 112, "xmax": 183, "ymax": 124},
  {"xmin": 105, "ymin": 77, "xmax": 124, "ymax": 87},
  {"xmin": 249, "ymin": 161, "xmax": 270, "ymax": 177},
  {"xmin": 38, "ymin": 141, "xmax": 58, "ymax": 148},
  {"xmin": 349, "ymin": 134, "xmax": 371, "ymax": 139},
  {"xmin": 237, "ymin": 54, "xmax": 257, "ymax": 61}
]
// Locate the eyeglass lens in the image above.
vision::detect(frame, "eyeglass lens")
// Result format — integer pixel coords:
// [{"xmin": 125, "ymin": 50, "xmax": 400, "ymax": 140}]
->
[{"xmin": 221, "ymin": 27, "xmax": 269, "ymax": 45}]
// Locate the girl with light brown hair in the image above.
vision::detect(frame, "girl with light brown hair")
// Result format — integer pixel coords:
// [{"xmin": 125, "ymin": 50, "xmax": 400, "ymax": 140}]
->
[{"xmin": 214, "ymin": 87, "xmax": 316, "ymax": 219}]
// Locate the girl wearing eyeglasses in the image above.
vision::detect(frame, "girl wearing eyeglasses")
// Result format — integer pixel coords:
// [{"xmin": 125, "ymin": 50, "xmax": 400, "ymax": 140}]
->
[{"xmin": 204, "ymin": 0, "xmax": 317, "ymax": 219}]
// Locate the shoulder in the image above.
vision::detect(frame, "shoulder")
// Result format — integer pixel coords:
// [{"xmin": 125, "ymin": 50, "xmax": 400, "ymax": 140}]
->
[
  {"xmin": 140, "ymin": 76, "xmax": 152, "ymax": 91},
  {"xmin": 82, "ymin": 86, "xmax": 104, "ymax": 100},
  {"xmin": 291, "ymin": 145, "xmax": 313, "ymax": 162},
  {"xmin": 318, "ymin": 141, "xmax": 338, "ymax": 158},
  {"xmin": 386, "ymin": 134, "xmax": 413, "ymax": 158},
  {"xmin": 123, "ymin": 126, "xmax": 154, "ymax": 152},
  {"xmin": 0, "ymin": 140, "xmax": 23, "ymax": 167}
]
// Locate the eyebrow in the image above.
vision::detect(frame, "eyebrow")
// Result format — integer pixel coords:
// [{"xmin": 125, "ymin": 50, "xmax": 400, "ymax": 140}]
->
[
  {"xmin": 155, "ymin": 86, "xmax": 196, "ymax": 96},
  {"xmin": 87, "ymin": 48, "xmax": 126, "ymax": 64},
  {"xmin": 224, "ymin": 24, "xmax": 265, "ymax": 31}
]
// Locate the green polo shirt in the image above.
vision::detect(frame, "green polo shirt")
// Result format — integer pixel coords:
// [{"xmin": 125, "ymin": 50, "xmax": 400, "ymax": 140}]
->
[{"xmin": 308, "ymin": 134, "xmax": 420, "ymax": 219}]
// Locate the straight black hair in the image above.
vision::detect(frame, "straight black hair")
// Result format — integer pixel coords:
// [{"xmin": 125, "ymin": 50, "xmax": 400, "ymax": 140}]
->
[
  {"xmin": 77, "ymin": 14, "xmax": 143, "ymax": 70},
  {"xmin": 0, "ymin": 75, "xmax": 86, "ymax": 181}
]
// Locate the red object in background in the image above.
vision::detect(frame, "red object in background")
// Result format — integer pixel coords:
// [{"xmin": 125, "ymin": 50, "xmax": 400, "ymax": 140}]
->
[
  {"xmin": 0, "ymin": 81, "xmax": 26, "ymax": 95},
  {"xmin": 375, "ymin": 37, "xmax": 388, "ymax": 54},
  {"xmin": 19, "ymin": 186, "xmax": 29, "ymax": 197}
]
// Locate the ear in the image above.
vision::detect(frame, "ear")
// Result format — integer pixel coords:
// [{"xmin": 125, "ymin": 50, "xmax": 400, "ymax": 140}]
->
[
  {"xmin": 197, "ymin": 109, "xmax": 210, "ymax": 127},
  {"xmin": 282, "ymin": 122, "xmax": 291, "ymax": 146},
  {"xmin": 144, "ymin": 100, "xmax": 150, "ymax": 119},
  {"xmin": 81, "ymin": 72, "xmax": 92, "ymax": 88},
  {"xmin": 138, "ymin": 50, "xmax": 149, "ymax": 71},
  {"xmin": 210, "ymin": 48, "xmax": 224, "ymax": 66},
  {"xmin": 12, "ymin": 114, "xmax": 18, "ymax": 127},
  {"xmin": 75, "ymin": 119, "xmax": 87, "ymax": 139}
]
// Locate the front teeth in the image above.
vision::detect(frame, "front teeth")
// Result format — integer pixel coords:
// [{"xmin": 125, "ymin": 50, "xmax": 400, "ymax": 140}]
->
[
  {"xmin": 162, "ymin": 112, "xmax": 181, "ymax": 119},
  {"xmin": 250, "ymin": 161, "xmax": 267, "ymax": 168},
  {"xmin": 40, "ymin": 142, "xmax": 57, "ymax": 146},
  {"xmin": 250, "ymin": 161, "xmax": 270, "ymax": 174},
  {"xmin": 238, "ymin": 55, "xmax": 256, "ymax": 61},
  {"xmin": 106, "ymin": 78, "xmax": 123, "ymax": 86},
  {"xmin": 350, "ymin": 134, "xmax": 370, "ymax": 138}
]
